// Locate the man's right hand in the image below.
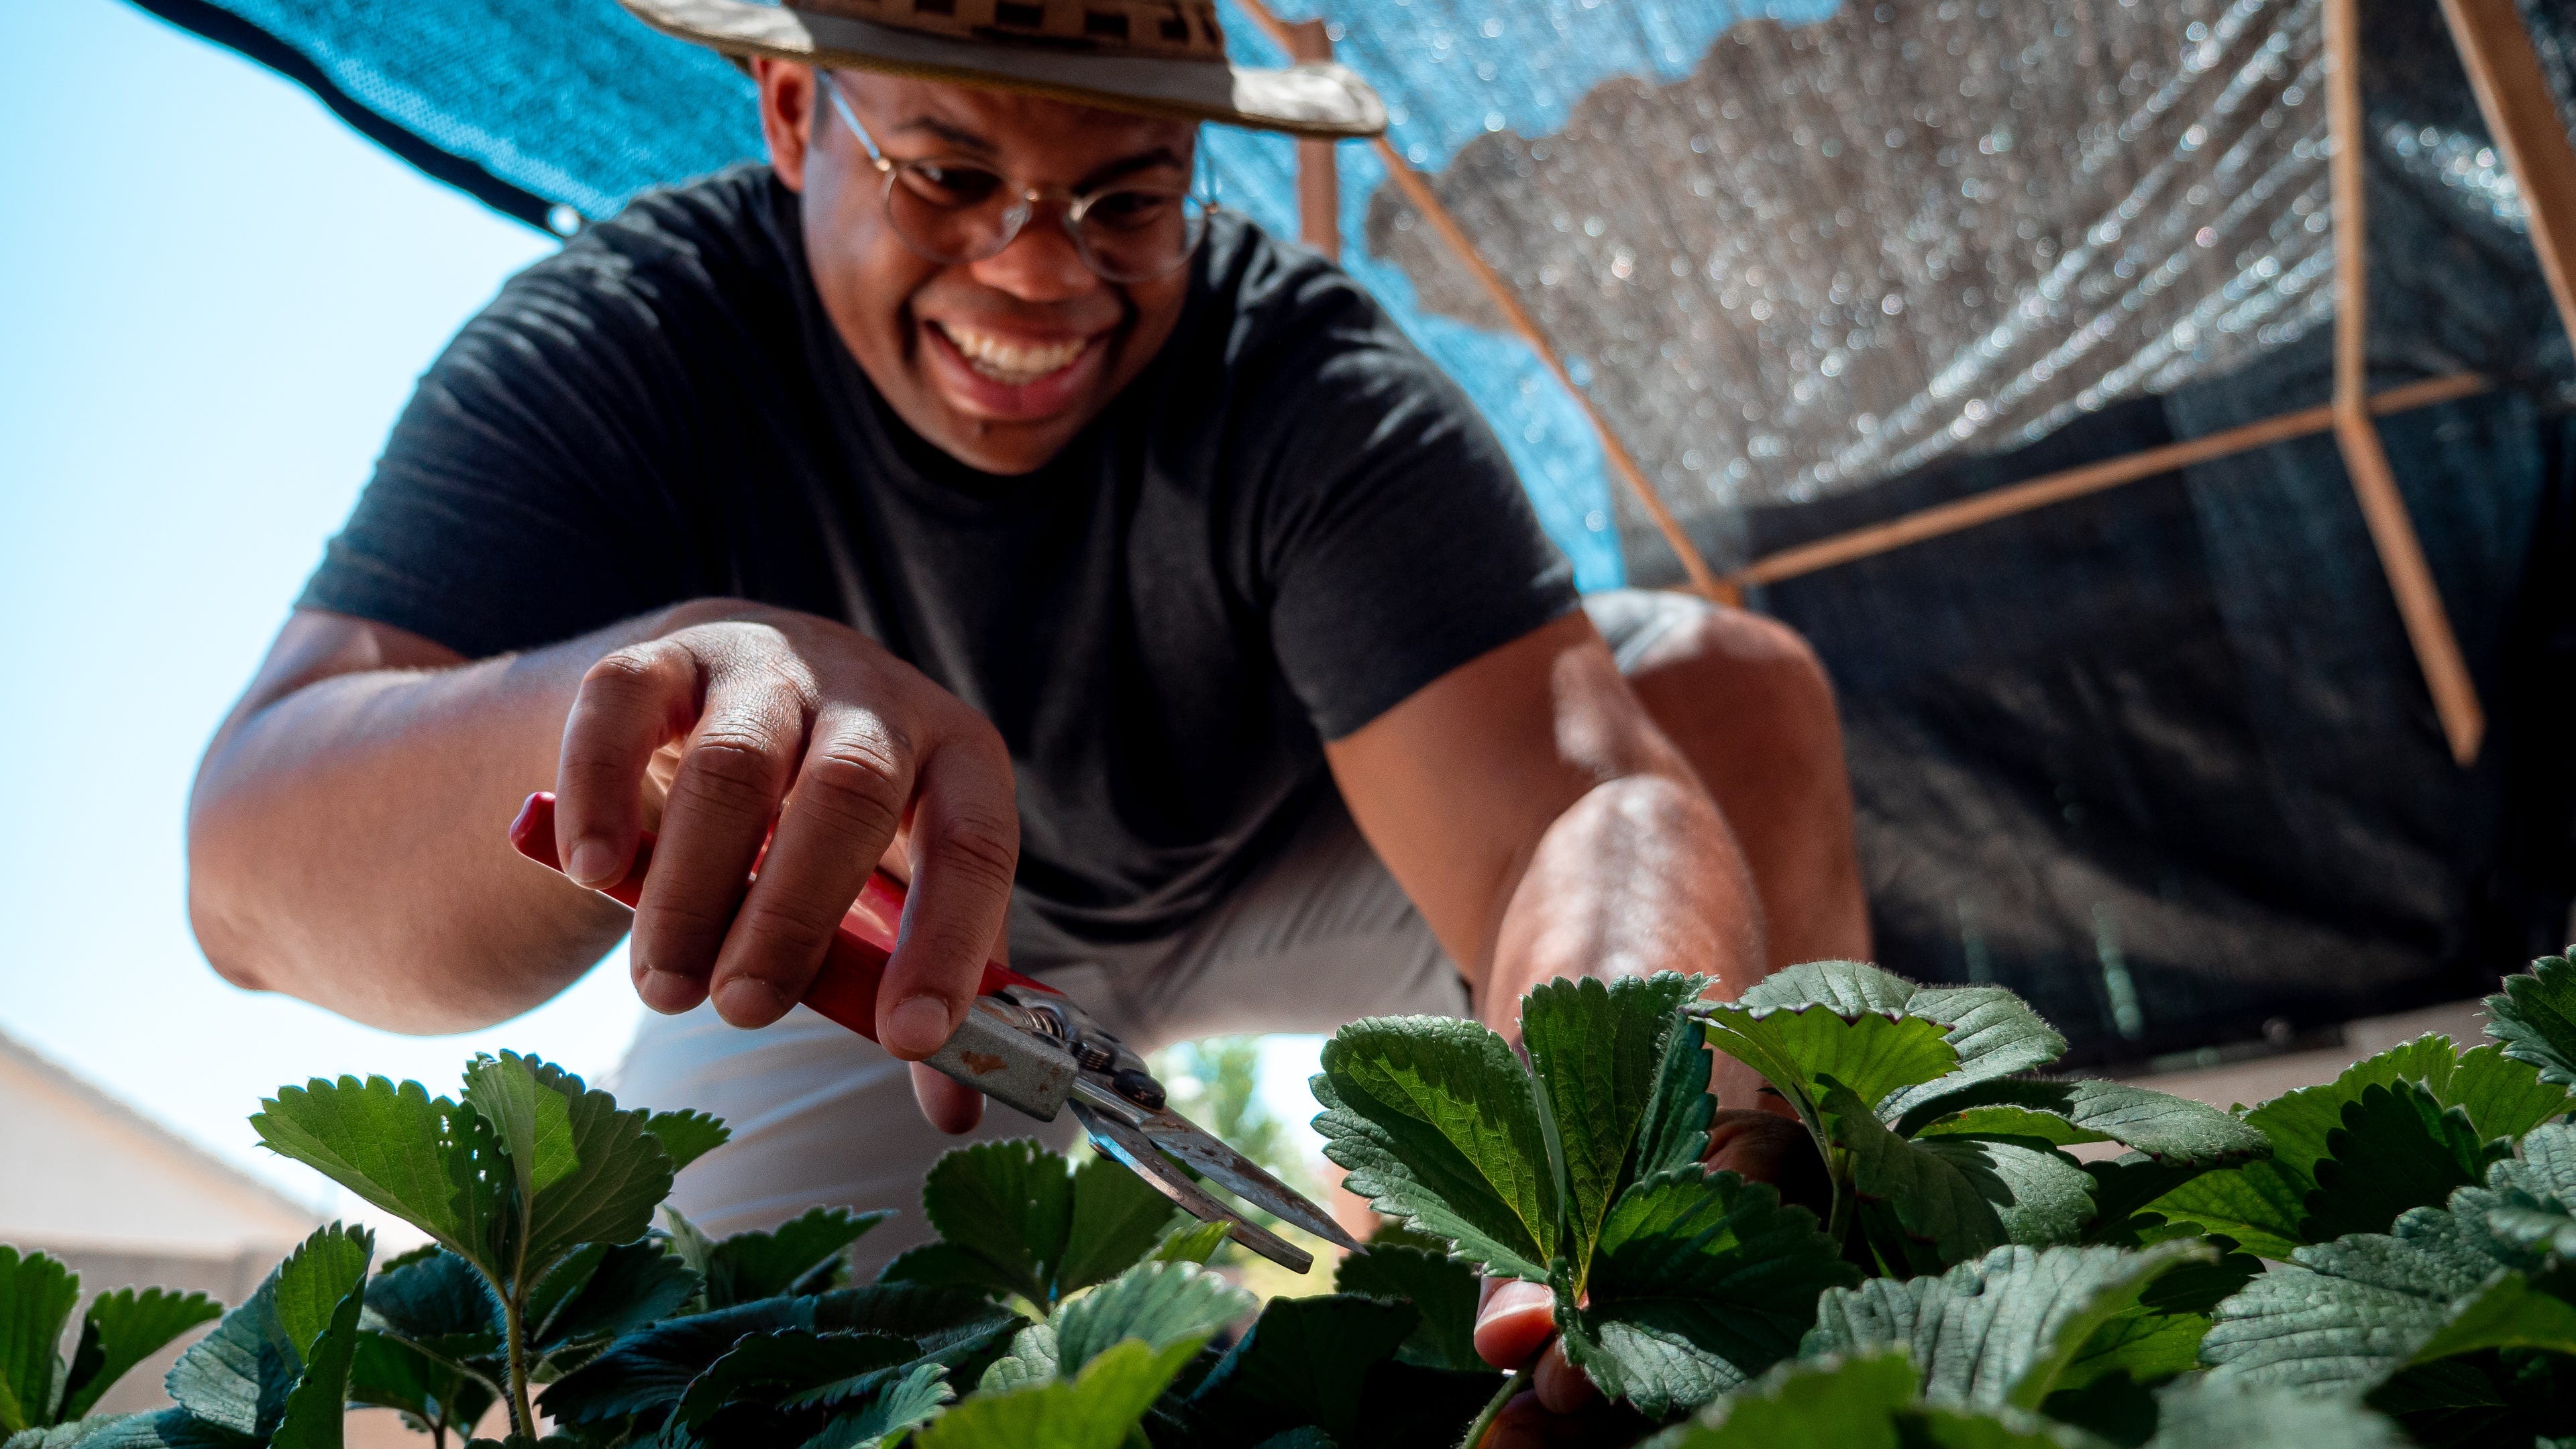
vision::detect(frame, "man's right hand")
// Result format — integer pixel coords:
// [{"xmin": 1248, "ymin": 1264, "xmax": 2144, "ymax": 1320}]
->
[{"xmin": 549, "ymin": 602, "xmax": 1020, "ymax": 1131}]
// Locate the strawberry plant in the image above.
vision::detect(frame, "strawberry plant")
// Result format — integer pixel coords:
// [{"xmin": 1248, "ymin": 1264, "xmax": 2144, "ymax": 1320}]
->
[{"xmin": 0, "ymin": 1249, "xmax": 218, "ymax": 1436}]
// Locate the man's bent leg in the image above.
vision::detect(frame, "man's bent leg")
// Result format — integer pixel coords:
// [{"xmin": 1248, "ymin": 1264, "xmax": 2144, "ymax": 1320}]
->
[{"xmin": 1582, "ymin": 590, "xmax": 1870, "ymax": 972}]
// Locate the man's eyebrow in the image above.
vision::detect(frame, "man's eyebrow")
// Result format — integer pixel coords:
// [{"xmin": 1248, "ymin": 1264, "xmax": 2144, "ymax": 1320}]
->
[
  {"xmin": 1078, "ymin": 147, "xmax": 1190, "ymax": 189},
  {"xmin": 889, "ymin": 116, "xmax": 1001, "ymax": 156}
]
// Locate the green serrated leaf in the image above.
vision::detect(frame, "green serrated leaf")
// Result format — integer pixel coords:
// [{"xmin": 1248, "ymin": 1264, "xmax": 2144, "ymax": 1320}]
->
[
  {"xmin": 912, "ymin": 1334, "xmax": 1202, "ymax": 1449},
  {"xmin": 2303, "ymin": 1082, "xmax": 2506, "ymax": 1242},
  {"xmin": 800, "ymin": 1361, "xmax": 951, "ymax": 1449},
  {"xmin": 1695, "ymin": 1006, "xmax": 1957, "ymax": 1142},
  {"xmin": 2488, "ymin": 953, "xmax": 2576, "ymax": 1089},
  {"xmin": 1825, "ymin": 1086, "xmax": 2095, "ymax": 1267},
  {"xmin": 1333, "ymin": 1244, "xmax": 1484, "ymax": 1373},
  {"xmin": 874, "ymin": 1242, "xmax": 1022, "ymax": 1301},
  {"xmin": 1148, "ymin": 1220, "xmax": 1231, "ymax": 1267},
  {"xmin": 788, "ymin": 1286, "xmax": 1019, "ymax": 1409},
  {"xmin": 1187, "ymin": 1294, "xmax": 1416, "ymax": 1440},
  {"xmin": 166, "ymin": 1226, "xmax": 372, "ymax": 1445},
  {"xmin": 1048, "ymin": 1261, "xmax": 1253, "ymax": 1377},
  {"xmin": 701, "ymin": 1208, "xmax": 889, "ymax": 1308},
  {"xmin": 254, "ymin": 1078, "xmax": 491, "ymax": 1268},
  {"xmin": 1559, "ymin": 1166, "xmax": 1858, "ymax": 1416},
  {"xmin": 345, "ymin": 1330, "xmax": 497, "ymax": 1442},
  {"xmin": 1735, "ymin": 964, "xmax": 2070, "ymax": 1121},
  {"xmin": 2487, "ymin": 1205, "xmax": 2576, "ymax": 1256},
  {"xmin": 1521, "ymin": 974, "xmax": 1701, "ymax": 1281},
  {"xmin": 1903, "ymin": 1080, "xmax": 2270, "ymax": 1169},
  {"xmin": 1056, "ymin": 1155, "xmax": 1180, "ymax": 1295},
  {"xmin": 0, "ymin": 1247, "xmax": 80, "ymax": 1432},
  {"xmin": 670, "ymin": 1330, "xmax": 916, "ymax": 1429},
  {"xmin": 2141, "ymin": 1372, "xmax": 2410, "ymax": 1449},
  {"xmin": 920, "ymin": 1140, "xmax": 1074, "ymax": 1307},
  {"xmin": 1637, "ymin": 1350, "xmax": 1917, "ymax": 1449},
  {"xmin": 462, "ymin": 1055, "xmax": 674, "ymax": 1284},
  {"xmin": 639, "ymin": 1111, "xmax": 731, "ymax": 1173},
  {"xmin": 362, "ymin": 1247, "xmax": 499, "ymax": 1360},
  {"xmin": 1805, "ymin": 1242, "xmax": 2214, "ymax": 1412},
  {"xmin": 56, "ymin": 1290, "xmax": 223, "ymax": 1424},
  {"xmin": 1635, "ymin": 1012, "xmax": 1719, "ymax": 1184},
  {"xmin": 52, "ymin": 1407, "xmax": 257, "ymax": 1448},
  {"xmin": 976, "ymin": 1324, "xmax": 1058, "ymax": 1394},
  {"xmin": 532, "ymin": 1240, "xmax": 700, "ymax": 1353},
  {"xmin": 538, "ymin": 1296, "xmax": 814, "ymax": 1425},
  {"xmin": 1313, "ymin": 1016, "xmax": 1558, "ymax": 1282}
]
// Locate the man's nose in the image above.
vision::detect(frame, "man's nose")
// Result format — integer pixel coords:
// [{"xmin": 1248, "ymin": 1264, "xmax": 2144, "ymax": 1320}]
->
[{"xmin": 966, "ymin": 208, "xmax": 1101, "ymax": 303}]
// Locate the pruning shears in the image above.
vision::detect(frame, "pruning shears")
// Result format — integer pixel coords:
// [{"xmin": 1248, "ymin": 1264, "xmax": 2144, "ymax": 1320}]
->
[{"xmin": 508, "ymin": 792, "xmax": 1355, "ymax": 1273}]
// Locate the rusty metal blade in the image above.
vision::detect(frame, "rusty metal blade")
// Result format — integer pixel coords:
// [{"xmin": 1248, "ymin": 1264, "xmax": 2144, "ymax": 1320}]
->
[
  {"xmin": 1126, "ymin": 1106, "xmax": 1359, "ymax": 1250},
  {"xmin": 1069, "ymin": 1099, "xmax": 1313, "ymax": 1274}
]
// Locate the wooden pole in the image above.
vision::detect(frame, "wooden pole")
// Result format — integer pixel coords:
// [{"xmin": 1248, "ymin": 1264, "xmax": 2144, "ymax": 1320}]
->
[
  {"xmin": 1725, "ymin": 374, "xmax": 2489, "ymax": 587},
  {"xmin": 2327, "ymin": 0, "xmax": 2486, "ymax": 765},
  {"xmin": 2438, "ymin": 0, "xmax": 2576, "ymax": 360},
  {"xmin": 1280, "ymin": 19, "xmax": 1341, "ymax": 260},
  {"xmin": 1228, "ymin": 0, "xmax": 1735, "ymax": 604}
]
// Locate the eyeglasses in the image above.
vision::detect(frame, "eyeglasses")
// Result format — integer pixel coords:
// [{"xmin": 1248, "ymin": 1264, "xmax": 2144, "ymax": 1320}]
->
[{"xmin": 819, "ymin": 73, "xmax": 1210, "ymax": 284}]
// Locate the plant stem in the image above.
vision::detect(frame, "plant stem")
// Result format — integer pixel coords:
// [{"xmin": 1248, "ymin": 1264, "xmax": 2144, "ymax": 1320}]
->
[
  {"xmin": 1457, "ymin": 1345, "xmax": 1546, "ymax": 1449},
  {"xmin": 1824, "ymin": 1152, "xmax": 1853, "ymax": 1250},
  {"xmin": 502, "ymin": 1290, "xmax": 536, "ymax": 1440}
]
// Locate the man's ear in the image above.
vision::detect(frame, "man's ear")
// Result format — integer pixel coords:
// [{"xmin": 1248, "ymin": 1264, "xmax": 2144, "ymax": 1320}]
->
[{"xmin": 753, "ymin": 58, "xmax": 818, "ymax": 192}]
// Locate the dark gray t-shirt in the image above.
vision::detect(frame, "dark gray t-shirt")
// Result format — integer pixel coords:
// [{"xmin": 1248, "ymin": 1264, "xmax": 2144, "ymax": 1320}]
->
[{"xmin": 299, "ymin": 166, "xmax": 1575, "ymax": 941}]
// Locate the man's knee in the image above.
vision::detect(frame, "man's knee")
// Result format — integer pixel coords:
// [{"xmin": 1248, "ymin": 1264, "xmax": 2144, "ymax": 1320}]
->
[{"xmin": 1624, "ymin": 602, "xmax": 1843, "ymax": 755}]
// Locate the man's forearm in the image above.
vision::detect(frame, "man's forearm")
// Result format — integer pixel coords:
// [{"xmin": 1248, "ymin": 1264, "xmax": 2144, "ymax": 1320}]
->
[
  {"xmin": 186, "ymin": 611, "xmax": 677, "ymax": 1032},
  {"xmin": 1480, "ymin": 769, "xmax": 1767, "ymax": 1044}
]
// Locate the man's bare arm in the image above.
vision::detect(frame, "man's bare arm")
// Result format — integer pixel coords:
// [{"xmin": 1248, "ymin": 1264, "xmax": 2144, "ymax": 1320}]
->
[
  {"xmin": 1322, "ymin": 608, "xmax": 1767, "ymax": 1029},
  {"xmin": 188, "ymin": 601, "xmax": 1023, "ymax": 1096}
]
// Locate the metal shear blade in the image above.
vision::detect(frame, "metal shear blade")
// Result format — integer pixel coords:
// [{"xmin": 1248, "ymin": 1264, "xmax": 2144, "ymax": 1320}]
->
[{"xmin": 1070, "ymin": 1098, "xmax": 1316, "ymax": 1273}]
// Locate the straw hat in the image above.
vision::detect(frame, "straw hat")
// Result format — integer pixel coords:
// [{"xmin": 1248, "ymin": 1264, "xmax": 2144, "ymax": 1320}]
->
[{"xmin": 619, "ymin": 0, "xmax": 1386, "ymax": 138}]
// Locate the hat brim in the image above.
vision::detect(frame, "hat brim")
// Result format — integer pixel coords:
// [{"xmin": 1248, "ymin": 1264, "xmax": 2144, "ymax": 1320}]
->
[{"xmin": 620, "ymin": 0, "xmax": 1387, "ymax": 138}]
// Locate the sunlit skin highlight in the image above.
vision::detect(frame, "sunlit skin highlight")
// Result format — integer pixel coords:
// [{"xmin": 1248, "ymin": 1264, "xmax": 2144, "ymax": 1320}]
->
[{"xmin": 755, "ymin": 60, "xmax": 1201, "ymax": 474}]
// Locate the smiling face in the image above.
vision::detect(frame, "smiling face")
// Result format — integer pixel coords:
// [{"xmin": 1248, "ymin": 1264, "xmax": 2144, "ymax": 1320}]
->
[{"xmin": 755, "ymin": 61, "xmax": 1201, "ymax": 476}]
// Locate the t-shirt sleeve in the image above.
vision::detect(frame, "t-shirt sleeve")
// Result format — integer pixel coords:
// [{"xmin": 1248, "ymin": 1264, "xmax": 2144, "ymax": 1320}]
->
[
  {"xmin": 295, "ymin": 251, "xmax": 704, "ymax": 660},
  {"xmin": 1245, "ymin": 278, "xmax": 1581, "ymax": 741}
]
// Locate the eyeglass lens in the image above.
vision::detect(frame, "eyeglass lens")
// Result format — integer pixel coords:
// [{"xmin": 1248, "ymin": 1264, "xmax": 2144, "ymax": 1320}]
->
[{"xmin": 881, "ymin": 160, "xmax": 1206, "ymax": 283}]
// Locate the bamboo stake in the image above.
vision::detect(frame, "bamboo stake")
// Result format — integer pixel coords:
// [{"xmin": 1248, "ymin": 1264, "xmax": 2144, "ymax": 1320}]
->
[
  {"xmin": 2327, "ymin": 0, "xmax": 2486, "ymax": 765},
  {"xmin": 2438, "ymin": 0, "xmax": 2576, "ymax": 362},
  {"xmin": 1725, "ymin": 374, "xmax": 2490, "ymax": 587},
  {"xmin": 1228, "ymin": 0, "xmax": 1735, "ymax": 604}
]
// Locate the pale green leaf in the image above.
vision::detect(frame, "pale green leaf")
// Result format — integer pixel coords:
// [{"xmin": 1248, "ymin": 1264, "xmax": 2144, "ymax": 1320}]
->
[
  {"xmin": 1695, "ymin": 1006, "xmax": 1957, "ymax": 1140},
  {"xmin": 639, "ymin": 1110, "xmax": 731, "ymax": 1173},
  {"xmin": 1826, "ymin": 1087, "xmax": 2094, "ymax": 1267},
  {"xmin": 1313, "ymin": 1016, "xmax": 1557, "ymax": 1281},
  {"xmin": 1332, "ymin": 1243, "xmax": 1484, "ymax": 1373},
  {"xmin": 975, "ymin": 1324, "xmax": 1057, "ymax": 1393},
  {"xmin": 1560, "ymin": 1167, "xmax": 1858, "ymax": 1415},
  {"xmin": 1046, "ymin": 1261, "xmax": 1252, "ymax": 1376},
  {"xmin": 46, "ymin": 1409, "xmax": 254, "ymax": 1448},
  {"xmin": 461, "ymin": 1055, "xmax": 674, "ymax": 1282},
  {"xmin": 2487, "ymin": 952, "xmax": 2576, "ymax": 1089},
  {"xmin": 1902, "ymin": 1080, "xmax": 2269, "ymax": 1167},
  {"xmin": 912, "ymin": 1335, "xmax": 1202, "ymax": 1449},
  {"xmin": 1147, "ymin": 1220, "xmax": 1230, "ymax": 1267},
  {"xmin": 2485, "ymin": 1205, "xmax": 2576, "ymax": 1256},
  {"xmin": 252, "ymin": 1077, "xmax": 485, "ymax": 1269},
  {"xmin": 1055, "ymin": 1155, "xmax": 1181, "ymax": 1295},
  {"xmin": 1804, "ymin": 1242, "xmax": 2215, "ymax": 1412},
  {"xmin": 265, "ymin": 1256, "xmax": 366, "ymax": 1449},
  {"xmin": 166, "ymin": 1226, "xmax": 372, "ymax": 1442},
  {"xmin": 1735, "ymin": 964, "xmax": 2070, "ymax": 1120},
  {"xmin": 1521, "ymin": 973, "xmax": 1701, "ymax": 1280},
  {"xmin": 2141, "ymin": 1373, "xmax": 2410, "ymax": 1449},
  {"xmin": 800, "ymin": 1362, "xmax": 951, "ymax": 1449},
  {"xmin": 57, "ymin": 1290, "xmax": 223, "ymax": 1424},
  {"xmin": 0, "ymin": 1247, "xmax": 78, "ymax": 1432},
  {"xmin": 1636, "ymin": 1350, "xmax": 1915, "ymax": 1449}
]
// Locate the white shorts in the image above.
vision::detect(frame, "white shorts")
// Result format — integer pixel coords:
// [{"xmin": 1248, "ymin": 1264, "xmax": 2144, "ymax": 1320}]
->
[{"xmin": 610, "ymin": 588, "xmax": 1705, "ymax": 1269}]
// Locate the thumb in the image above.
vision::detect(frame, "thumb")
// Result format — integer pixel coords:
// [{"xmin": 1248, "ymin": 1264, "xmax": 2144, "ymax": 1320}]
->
[{"xmin": 1473, "ymin": 1277, "xmax": 1556, "ymax": 1368}]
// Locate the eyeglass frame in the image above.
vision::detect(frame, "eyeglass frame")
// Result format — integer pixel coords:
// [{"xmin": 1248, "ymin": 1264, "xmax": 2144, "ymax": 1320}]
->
[{"xmin": 815, "ymin": 71, "xmax": 1212, "ymax": 284}]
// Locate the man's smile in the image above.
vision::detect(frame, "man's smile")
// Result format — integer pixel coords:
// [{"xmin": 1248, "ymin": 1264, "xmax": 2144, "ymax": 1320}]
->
[{"xmin": 920, "ymin": 318, "xmax": 1113, "ymax": 423}]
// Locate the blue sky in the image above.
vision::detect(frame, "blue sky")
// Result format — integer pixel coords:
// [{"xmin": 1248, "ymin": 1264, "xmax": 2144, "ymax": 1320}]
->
[{"xmin": 0, "ymin": 0, "xmax": 1328, "ymax": 1208}]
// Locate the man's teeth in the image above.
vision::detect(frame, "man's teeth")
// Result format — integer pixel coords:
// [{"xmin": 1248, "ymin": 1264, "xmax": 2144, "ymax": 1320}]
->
[{"xmin": 938, "ymin": 324, "xmax": 1089, "ymax": 384}]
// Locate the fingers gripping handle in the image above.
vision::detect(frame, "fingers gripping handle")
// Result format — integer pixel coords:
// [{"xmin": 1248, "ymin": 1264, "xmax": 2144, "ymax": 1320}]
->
[{"xmin": 506, "ymin": 792, "xmax": 1055, "ymax": 1049}]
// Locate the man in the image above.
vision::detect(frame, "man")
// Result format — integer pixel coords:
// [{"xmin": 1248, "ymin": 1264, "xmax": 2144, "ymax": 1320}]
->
[{"xmin": 186, "ymin": 0, "xmax": 1865, "ymax": 1436}]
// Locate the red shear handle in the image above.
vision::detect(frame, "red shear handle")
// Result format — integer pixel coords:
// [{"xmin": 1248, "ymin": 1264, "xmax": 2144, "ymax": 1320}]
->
[{"xmin": 507, "ymin": 792, "xmax": 1053, "ymax": 1044}]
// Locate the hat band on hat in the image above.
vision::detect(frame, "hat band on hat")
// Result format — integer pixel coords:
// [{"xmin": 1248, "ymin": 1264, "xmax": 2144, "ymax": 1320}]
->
[{"xmin": 793, "ymin": 0, "xmax": 1227, "ymax": 63}]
